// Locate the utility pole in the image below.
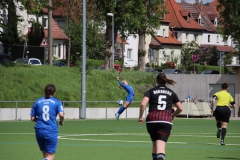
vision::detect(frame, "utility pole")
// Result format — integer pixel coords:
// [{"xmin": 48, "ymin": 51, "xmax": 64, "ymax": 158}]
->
[
  {"xmin": 80, "ymin": 0, "xmax": 86, "ymax": 119},
  {"xmin": 48, "ymin": 0, "xmax": 53, "ymax": 65}
]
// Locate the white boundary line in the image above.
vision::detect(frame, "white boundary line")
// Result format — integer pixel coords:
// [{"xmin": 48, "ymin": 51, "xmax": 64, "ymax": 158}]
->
[{"xmin": 1, "ymin": 132, "xmax": 239, "ymax": 146}]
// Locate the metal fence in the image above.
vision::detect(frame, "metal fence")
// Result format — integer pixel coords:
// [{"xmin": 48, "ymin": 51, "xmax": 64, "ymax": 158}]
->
[{"xmin": 0, "ymin": 100, "xmax": 143, "ymax": 120}]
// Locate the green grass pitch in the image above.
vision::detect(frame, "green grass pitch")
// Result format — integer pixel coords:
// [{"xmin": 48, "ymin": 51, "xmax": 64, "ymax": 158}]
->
[{"xmin": 0, "ymin": 118, "xmax": 239, "ymax": 160}]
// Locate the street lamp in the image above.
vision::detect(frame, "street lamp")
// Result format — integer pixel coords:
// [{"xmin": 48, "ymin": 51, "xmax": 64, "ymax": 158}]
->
[{"xmin": 107, "ymin": 13, "xmax": 114, "ymax": 69}]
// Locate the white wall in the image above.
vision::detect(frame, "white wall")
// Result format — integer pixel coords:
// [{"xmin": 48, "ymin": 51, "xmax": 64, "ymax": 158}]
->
[
  {"xmin": 0, "ymin": 108, "xmax": 146, "ymax": 121},
  {"xmin": 178, "ymin": 31, "xmax": 203, "ymax": 44},
  {"xmin": 158, "ymin": 46, "xmax": 182, "ymax": 66},
  {"xmin": 124, "ymin": 34, "xmax": 139, "ymax": 67}
]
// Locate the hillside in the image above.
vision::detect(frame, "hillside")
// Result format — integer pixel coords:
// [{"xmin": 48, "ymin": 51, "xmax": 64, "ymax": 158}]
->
[{"xmin": 0, "ymin": 64, "xmax": 155, "ymax": 107}]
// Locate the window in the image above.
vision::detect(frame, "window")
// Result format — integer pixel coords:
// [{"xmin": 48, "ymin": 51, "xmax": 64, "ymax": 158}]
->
[
  {"xmin": 127, "ymin": 49, "xmax": 132, "ymax": 59},
  {"xmin": 42, "ymin": 17, "xmax": 48, "ymax": 28},
  {"xmin": 174, "ymin": 31, "xmax": 178, "ymax": 38},
  {"xmin": 198, "ymin": 18, "xmax": 202, "ymax": 25},
  {"xmin": 163, "ymin": 29, "xmax": 166, "ymax": 37},
  {"xmin": 224, "ymin": 40, "xmax": 228, "ymax": 46},
  {"xmin": 57, "ymin": 20, "xmax": 66, "ymax": 28},
  {"xmin": 214, "ymin": 18, "xmax": 218, "ymax": 26},
  {"xmin": 194, "ymin": 35, "xmax": 198, "ymax": 42},
  {"xmin": 58, "ymin": 44, "xmax": 61, "ymax": 58},
  {"xmin": 53, "ymin": 45, "xmax": 57, "ymax": 57},
  {"xmin": 208, "ymin": 35, "xmax": 210, "ymax": 42},
  {"xmin": 186, "ymin": 33, "xmax": 188, "ymax": 41},
  {"xmin": 216, "ymin": 35, "xmax": 219, "ymax": 43}
]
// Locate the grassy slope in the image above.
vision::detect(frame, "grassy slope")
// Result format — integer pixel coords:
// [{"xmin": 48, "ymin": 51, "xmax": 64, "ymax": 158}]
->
[{"xmin": 0, "ymin": 64, "xmax": 155, "ymax": 105}]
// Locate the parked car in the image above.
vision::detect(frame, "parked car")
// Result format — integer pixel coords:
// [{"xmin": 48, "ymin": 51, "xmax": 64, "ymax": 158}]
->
[
  {"xmin": 53, "ymin": 62, "xmax": 66, "ymax": 67},
  {"xmin": 0, "ymin": 53, "xmax": 12, "ymax": 64},
  {"xmin": 163, "ymin": 69, "xmax": 184, "ymax": 74},
  {"xmin": 201, "ymin": 70, "xmax": 220, "ymax": 74},
  {"xmin": 14, "ymin": 58, "xmax": 42, "ymax": 66},
  {"xmin": 145, "ymin": 67, "xmax": 162, "ymax": 73}
]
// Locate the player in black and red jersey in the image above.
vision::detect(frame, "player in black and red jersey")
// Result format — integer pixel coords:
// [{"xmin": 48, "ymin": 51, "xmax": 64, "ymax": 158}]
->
[{"xmin": 138, "ymin": 72, "xmax": 183, "ymax": 160}]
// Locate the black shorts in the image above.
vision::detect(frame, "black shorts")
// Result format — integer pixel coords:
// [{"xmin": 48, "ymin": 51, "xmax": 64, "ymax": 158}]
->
[
  {"xmin": 146, "ymin": 123, "xmax": 172, "ymax": 142},
  {"xmin": 214, "ymin": 107, "xmax": 231, "ymax": 123}
]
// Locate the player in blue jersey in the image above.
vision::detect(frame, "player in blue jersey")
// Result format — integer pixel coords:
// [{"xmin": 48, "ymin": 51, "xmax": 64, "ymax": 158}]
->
[
  {"xmin": 115, "ymin": 77, "xmax": 134, "ymax": 120},
  {"xmin": 138, "ymin": 73, "xmax": 183, "ymax": 160},
  {"xmin": 30, "ymin": 84, "xmax": 64, "ymax": 160}
]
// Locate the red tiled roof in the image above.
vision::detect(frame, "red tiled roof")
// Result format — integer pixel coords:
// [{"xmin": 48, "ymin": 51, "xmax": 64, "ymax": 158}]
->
[
  {"xmin": 165, "ymin": 0, "xmax": 205, "ymax": 31},
  {"xmin": 210, "ymin": 0, "xmax": 220, "ymax": 16},
  {"xmin": 42, "ymin": 8, "xmax": 63, "ymax": 17},
  {"xmin": 150, "ymin": 30, "xmax": 182, "ymax": 46},
  {"xmin": 27, "ymin": 19, "xmax": 68, "ymax": 41},
  {"xmin": 44, "ymin": 19, "xmax": 68, "ymax": 40},
  {"xmin": 194, "ymin": 4, "xmax": 217, "ymax": 32},
  {"xmin": 203, "ymin": 44, "xmax": 236, "ymax": 53},
  {"xmin": 150, "ymin": 37, "xmax": 160, "ymax": 46},
  {"xmin": 180, "ymin": 10, "xmax": 190, "ymax": 17},
  {"xmin": 117, "ymin": 36, "xmax": 128, "ymax": 44},
  {"xmin": 208, "ymin": 14, "xmax": 218, "ymax": 21}
]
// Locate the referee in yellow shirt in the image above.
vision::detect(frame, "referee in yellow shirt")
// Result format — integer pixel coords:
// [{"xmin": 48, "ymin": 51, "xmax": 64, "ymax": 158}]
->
[{"xmin": 211, "ymin": 83, "xmax": 235, "ymax": 145}]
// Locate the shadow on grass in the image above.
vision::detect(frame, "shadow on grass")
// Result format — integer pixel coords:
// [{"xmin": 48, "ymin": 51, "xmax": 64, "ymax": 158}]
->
[{"xmin": 208, "ymin": 157, "xmax": 240, "ymax": 160}]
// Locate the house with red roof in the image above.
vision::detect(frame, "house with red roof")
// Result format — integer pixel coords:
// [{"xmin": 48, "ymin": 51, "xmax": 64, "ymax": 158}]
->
[
  {"xmin": 33, "ymin": 8, "xmax": 69, "ymax": 60},
  {"xmin": 148, "ymin": 20, "xmax": 182, "ymax": 67},
  {"xmin": 7, "ymin": 5, "xmax": 69, "ymax": 61},
  {"xmin": 178, "ymin": 0, "xmax": 237, "ymax": 64}
]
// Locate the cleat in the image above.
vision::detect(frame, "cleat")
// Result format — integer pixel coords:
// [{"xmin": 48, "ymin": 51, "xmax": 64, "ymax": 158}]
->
[
  {"xmin": 115, "ymin": 113, "xmax": 119, "ymax": 120},
  {"xmin": 221, "ymin": 140, "xmax": 225, "ymax": 145},
  {"xmin": 217, "ymin": 128, "xmax": 221, "ymax": 138}
]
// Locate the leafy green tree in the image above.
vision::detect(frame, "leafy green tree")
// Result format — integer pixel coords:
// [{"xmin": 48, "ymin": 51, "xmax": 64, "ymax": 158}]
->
[
  {"xmin": 88, "ymin": 0, "xmax": 167, "ymax": 71},
  {"xmin": 69, "ymin": 21, "xmax": 106, "ymax": 65},
  {"xmin": 27, "ymin": 22, "xmax": 45, "ymax": 46},
  {"xmin": 181, "ymin": 41, "xmax": 198, "ymax": 70},
  {"xmin": 0, "ymin": 0, "xmax": 22, "ymax": 53},
  {"xmin": 208, "ymin": 46, "xmax": 218, "ymax": 66},
  {"xmin": 195, "ymin": 45, "xmax": 214, "ymax": 65},
  {"xmin": 132, "ymin": 0, "xmax": 167, "ymax": 71},
  {"xmin": 223, "ymin": 52, "xmax": 234, "ymax": 74},
  {"xmin": 217, "ymin": 0, "xmax": 240, "ymax": 57},
  {"xmin": 52, "ymin": 0, "xmax": 82, "ymax": 67}
]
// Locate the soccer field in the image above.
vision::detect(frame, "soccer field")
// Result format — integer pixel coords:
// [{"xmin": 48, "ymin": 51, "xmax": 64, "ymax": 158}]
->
[{"xmin": 0, "ymin": 118, "xmax": 239, "ymax": 160}]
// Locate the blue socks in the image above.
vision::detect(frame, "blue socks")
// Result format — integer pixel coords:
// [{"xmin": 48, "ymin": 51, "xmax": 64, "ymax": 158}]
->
[{"xmin": 117, "ymin": 106, "xmax": 125, "ymax": 114}]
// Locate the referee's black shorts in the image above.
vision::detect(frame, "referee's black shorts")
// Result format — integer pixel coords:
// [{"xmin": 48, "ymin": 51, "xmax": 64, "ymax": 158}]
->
[
  {"xmin": 214, "ymin": 106, "xmax": 231, "ymax": 123},
  {"xmin": 146, "ymin": 122, "xmax": 172, "ymax": 142}
]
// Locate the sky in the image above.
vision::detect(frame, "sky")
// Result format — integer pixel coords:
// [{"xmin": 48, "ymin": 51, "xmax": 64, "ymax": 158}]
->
[{"xmin": 175, "ymin": 0, "xmax": 214, "ymax": 4}]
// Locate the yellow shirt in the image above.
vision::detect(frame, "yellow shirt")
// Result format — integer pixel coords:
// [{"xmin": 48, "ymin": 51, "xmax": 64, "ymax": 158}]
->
[{"xmin": 213, "ymin": 90, "xmax": 234, "ymax": 106}]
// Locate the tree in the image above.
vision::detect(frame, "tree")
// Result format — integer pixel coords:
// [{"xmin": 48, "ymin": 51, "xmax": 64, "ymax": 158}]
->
[
  {"xmin": 52, "ymin": 0, "xmax": 82, "ymax": 67},
  {"xmin": 181, "ymin": 41, "xmax": 198, "ymax": 70},
  {"xmin": 0, "ymin": 0, "xmax": 22, "ymax": 53},
  {"xmin": 133, "ymin": 0, "xmax": 167, "ymax": 71},
  {"xmin": 217, "ymin": 0, "xmax": 240, "ymax": 55},
  {"xmin": 88, "ymin": 0, "xmax": 167, "ymax": 71},
  {"xmin": 27, "ymin": 22, "xmax": 45, "ymax": 46},
  {"xmin": 195, "ymin": 45, "xmax": 214, "ymax": 65}
]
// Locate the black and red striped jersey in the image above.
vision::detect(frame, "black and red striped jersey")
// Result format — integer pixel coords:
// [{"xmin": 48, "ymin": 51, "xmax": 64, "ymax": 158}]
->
[{"xmin": 144, "ymin": 86, "xmax": 179, "ymax": 124}]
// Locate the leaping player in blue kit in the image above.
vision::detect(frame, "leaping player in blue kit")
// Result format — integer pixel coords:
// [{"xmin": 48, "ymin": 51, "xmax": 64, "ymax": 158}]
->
[{"xmin": 115, "ymin": 77, "xmax": 134, "ymax": 120}]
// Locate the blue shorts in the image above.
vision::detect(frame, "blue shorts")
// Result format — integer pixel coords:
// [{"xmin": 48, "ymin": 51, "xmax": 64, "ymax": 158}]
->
[
  {"xmin": 35, "ymin": 129, "xmax": 58, "ymax": 154},
  {"xmin": 126, "ymin": 94, "xmax": 134, "ymax": 103}
]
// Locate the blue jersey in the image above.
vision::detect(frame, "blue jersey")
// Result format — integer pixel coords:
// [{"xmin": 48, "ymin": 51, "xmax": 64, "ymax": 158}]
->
[
  {"xmin": 30, "ymin": 96, "xmax": 64, "ymax": 132},
  {"xmin": 118, "ymin": 80, "xmax": 134, "ymax": 96}
]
